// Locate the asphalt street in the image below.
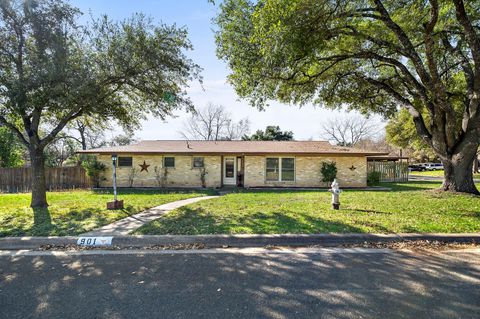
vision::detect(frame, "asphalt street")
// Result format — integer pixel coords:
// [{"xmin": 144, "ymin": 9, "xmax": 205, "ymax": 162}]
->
[{"xmin": 1, "ymin": 248, "xmax": 479, "ymax": 319}]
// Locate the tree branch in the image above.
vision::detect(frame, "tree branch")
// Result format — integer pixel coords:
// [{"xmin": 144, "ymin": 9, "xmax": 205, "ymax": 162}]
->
[
  {"xmin": 40, "ymin": 108, "xmax": 83, "ymax": 147},
  {"xmin": 359, "ymin": 75, "xmax": 433, "ymax": 146},
  {"xmin": 452, "ymin": 0, "xmax": 480, "ymax": 74},
  {"xmin": 0, "ymin": 115, "xmax": 29, "ymax": 146},
  {"xmin": 372, "ymin": 0, "xmax": 432, "ymax": 87}
]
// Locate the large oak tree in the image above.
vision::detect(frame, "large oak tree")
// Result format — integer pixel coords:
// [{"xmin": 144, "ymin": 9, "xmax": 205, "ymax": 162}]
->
[
  {"xmin": 215, "ymin": 0, "xmax": 480, "ymax": 194},
  {"xmin": 0, "ymin": 0, "xmax": 201, "ymax": 207}
]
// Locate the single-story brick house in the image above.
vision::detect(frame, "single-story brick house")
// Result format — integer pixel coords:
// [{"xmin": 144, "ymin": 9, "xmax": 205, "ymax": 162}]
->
[{"xmin": 79, "ymin": 140, "xmax": 386, "ymax": 188}]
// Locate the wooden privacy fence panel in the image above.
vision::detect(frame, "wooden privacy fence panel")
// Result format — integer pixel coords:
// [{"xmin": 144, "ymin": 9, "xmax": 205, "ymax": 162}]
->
[
  {"xmin": 367, "ymin": 161, "xmax": 409, "ymax": 182},
  {"xmin": 0, "ymin": 166, "xmax": 91, "ymax": 193}
]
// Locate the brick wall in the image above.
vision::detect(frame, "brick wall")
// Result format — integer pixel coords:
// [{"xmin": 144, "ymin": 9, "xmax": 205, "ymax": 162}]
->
[
  {"xmin": 97, "ymin": 154, "xmax": 367, "ymax": 188},
  {"xmin": 97, "ymin": 154, "xmax": 222, "ymax": 188},
  {"xmin": 244, "ymin": 155, "xmax": 367, "ymax": 187}
]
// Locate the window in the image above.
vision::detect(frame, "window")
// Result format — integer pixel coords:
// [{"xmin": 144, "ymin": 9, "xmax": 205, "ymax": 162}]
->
[
  {"xmin": 164, "ymin": 157, "xmax": 175, "ymax": 168},
  {"xmin": 266, "ymin": 157, "xmax": 295, "ymax": 181},
  {"xmin": 266, "ymin": 158, "xmax": 279, "ymax": 181},
  {"xmin": 281, "ymin": 158, "xmax": 295, "ymax": 181},
  {"xmin": 118, "ymin": 157, "xmax": 132, "ymax": 167},
  {"xmin": 193, "ymin": 157, "xmax": 204, "ymax": 168}
]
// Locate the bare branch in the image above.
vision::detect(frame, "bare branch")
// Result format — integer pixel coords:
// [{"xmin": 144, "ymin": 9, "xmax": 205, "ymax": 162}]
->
[
  {"xmin": 180, "ymin": 103, "xmax": 249, "ymax": 140},
  {"xmin": 321, "ymin": 114, "xmax": 380, "ymax": 147}
]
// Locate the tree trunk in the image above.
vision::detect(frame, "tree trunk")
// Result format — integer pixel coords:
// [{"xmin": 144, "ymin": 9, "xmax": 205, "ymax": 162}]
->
[
  {"xmin": 442, "ymin": 147, "xmax": 479, "ymax": 194},
  {"xmin": 29, "ymin": 147, "xmax": 49, "ymax": 208}
]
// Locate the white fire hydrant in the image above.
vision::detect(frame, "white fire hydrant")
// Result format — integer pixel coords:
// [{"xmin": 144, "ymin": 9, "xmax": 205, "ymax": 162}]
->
[{"xmin": 329, "ymin": 179, "xmax": 341, "ymax": 210}]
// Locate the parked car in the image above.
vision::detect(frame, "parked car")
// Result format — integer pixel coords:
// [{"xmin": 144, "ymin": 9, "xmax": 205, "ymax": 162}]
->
[
  {"xmin": 408, "ymin": 164, "xmax": 426, "ymax": 172},
  {"xmin": 422, "ymin": 163, "xmax": 444, "ymax": 171}
]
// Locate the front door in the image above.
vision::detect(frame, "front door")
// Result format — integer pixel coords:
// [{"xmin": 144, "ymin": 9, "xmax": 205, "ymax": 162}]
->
[{"xmin": 223, "ymin": 157, "xmax": 236, "ymax": 185}]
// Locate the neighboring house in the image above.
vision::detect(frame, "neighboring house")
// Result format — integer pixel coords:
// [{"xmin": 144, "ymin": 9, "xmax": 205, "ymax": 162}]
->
[{"xmin": 79, "ymin": 140, "xmax": 386, "ymax": 188}]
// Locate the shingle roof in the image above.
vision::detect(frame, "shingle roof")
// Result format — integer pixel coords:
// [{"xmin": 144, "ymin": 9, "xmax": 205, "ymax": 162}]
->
[{"xmin": 78, "ymin": 140, "xmax": 387, "ymax": 156}]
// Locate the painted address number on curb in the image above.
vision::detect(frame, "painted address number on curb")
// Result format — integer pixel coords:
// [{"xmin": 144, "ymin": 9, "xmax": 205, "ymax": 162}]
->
[{"xmin": 77, "ymin": 237, "xmax": 113, "ymax": 247}]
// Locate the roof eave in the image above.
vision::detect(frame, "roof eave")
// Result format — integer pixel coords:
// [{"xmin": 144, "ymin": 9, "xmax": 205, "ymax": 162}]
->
[{"xmin": 77, "ymin": 150, "xmax": 389, "ymax": 156}]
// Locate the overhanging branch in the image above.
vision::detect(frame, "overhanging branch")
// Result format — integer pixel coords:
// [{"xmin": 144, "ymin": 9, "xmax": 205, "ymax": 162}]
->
[{"xmin": 0, "ymin": 115, "xmax": 28, "ymax": 146}]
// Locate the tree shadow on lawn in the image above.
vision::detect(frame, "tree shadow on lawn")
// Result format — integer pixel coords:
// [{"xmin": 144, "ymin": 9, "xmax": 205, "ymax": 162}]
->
[
  {"xmin": 138, "ymin": 206, "xmax": 366, "ymax": 234},
  {"xmin": 2, "ymin": 206, "xmax": 132, "ymax": 237},
  {"xmin": 30, "ymin": 207, "xmax": 54, "ymax": 236},
  {"xmin": 382, "ymin": 181, "xmax": 442, "ymax": 192},
  {"xmin": 23, "ymin": 207, "xmax": 107, "ymax": 237},
  {"xmin": 235, "ymin": 183, "xmax": 441, "ymax": 194}
]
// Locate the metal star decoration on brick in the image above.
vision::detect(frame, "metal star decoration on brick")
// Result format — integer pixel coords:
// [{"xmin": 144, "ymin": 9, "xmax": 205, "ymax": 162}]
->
[
  {"xmin": 139, "ymin": 160, "xmax": 150, "ymax": 172},
  {"xmin": 349, "ymin": 165, "xmax": 357, "ymax": 171}
]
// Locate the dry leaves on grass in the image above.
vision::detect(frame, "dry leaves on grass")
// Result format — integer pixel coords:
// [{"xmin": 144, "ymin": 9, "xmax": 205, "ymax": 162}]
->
[{"xmin": 340, "ymin": 240, "xmax": 480, "ymax": 251}]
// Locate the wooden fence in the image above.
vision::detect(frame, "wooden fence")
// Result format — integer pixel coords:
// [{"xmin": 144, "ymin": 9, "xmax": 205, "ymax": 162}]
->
[
  {"xmin": 0, "ymin": 166, "xmax": 91, "ymax": 193},
  {"xmin": 367, "ymin": 161, "xmax": 409, "ymax": 182}
]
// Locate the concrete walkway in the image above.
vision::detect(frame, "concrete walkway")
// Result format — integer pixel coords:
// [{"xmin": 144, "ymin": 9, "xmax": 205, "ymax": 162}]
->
[{"xmin": 81, "ymin": 196, "xmax": 219, "ymax": 236}]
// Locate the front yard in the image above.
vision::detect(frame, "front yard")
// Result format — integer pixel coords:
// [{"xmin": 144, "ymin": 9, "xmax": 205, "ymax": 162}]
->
[
  {"xmin": 136, "ymin": 182, "xmax": 480, "ymax": 235},
  {"xmin": 0, "ymin": 189, "xmax": 210, "ymax": 237},
  {"xmin": 2, "ymin": 182, "xmax": 479, "ymax": 237}
]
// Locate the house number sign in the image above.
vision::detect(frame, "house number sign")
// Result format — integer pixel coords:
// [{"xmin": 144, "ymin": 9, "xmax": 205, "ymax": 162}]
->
[{"xmin": 77, "ymin": 237, "xmax": 113, "ymax": 247}]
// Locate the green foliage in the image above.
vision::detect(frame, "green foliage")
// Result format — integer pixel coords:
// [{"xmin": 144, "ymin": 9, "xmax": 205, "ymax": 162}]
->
[
  {"xmin": 320, "ymin": 161, "xmax": 337, "ymax": 183},
  {"xmin": 0, "ymin": 1, "xmax": 201, "ymax": 133},
  {"xmin": 215, "ymin": 0, "xmax": 475, "ymax": 115},
  {"xmin": 0, "ymin": 0, "xmax": 202, "ymax": 205},
  {"xmin": 367, "ymin": 171, "xmax": 382, "ymax": 186},
  {"xmin": 386, "ymin": 109, "xmax": 436, "ymax": 161},
  {"xmin": 243, "ymin": 125, "xmax": 293, "ymax": 141},
  {"xmin": 215, "ymin": 0, "xmax": 480, "ymax": 193},
  {"xmin": 0, "ymin": 127, "xmax": 24, "ymax": 167},
  {"xmin": 81, "ymin": 157, "xmax": 106, "ymax": 188}
]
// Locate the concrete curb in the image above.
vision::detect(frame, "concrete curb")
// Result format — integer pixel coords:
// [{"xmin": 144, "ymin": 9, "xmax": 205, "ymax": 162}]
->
[{"xmin": 1, "ymin": 233, "xmax": 479, "ymax": 250}]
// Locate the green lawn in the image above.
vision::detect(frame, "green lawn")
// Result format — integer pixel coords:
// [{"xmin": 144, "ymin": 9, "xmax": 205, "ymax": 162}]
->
[
  {"xmin": 410, "ymin": 170, "xmax": 480, "ymax": 178},
  {"xmin": 136, "ymin": 182, "xmax": 480, "ymax": 235},
  {"xmin": 0, "ymin": 189, "xmax": 210, "ymax": 237}
]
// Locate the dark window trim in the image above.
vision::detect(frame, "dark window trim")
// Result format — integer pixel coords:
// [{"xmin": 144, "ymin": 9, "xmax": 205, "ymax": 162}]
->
[
  {"xmin": 164, "ymin": 156, "xmax": 175, "ymax": 168},
  {"xmin": 118, "ymin": 156, "xmax": 133, "ymax": 167},
  {"xmin": 192, "ymin": 156, "xmax": 204, "ymax": 168}
]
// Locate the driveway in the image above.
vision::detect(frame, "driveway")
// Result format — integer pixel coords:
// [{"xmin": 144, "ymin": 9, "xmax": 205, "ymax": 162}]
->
[
  {"xmin": 1, "ymin": 247, "xmax": 479, "ymax": 318},
  {"xmin": 409, "ymin": 174, "xmax": 480, "ymax": 183}
]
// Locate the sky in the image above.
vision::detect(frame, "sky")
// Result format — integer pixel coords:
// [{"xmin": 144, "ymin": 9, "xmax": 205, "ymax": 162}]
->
[{"xmin": 70, "ymin": 0, "xmax": 383, "ymax": 141}]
